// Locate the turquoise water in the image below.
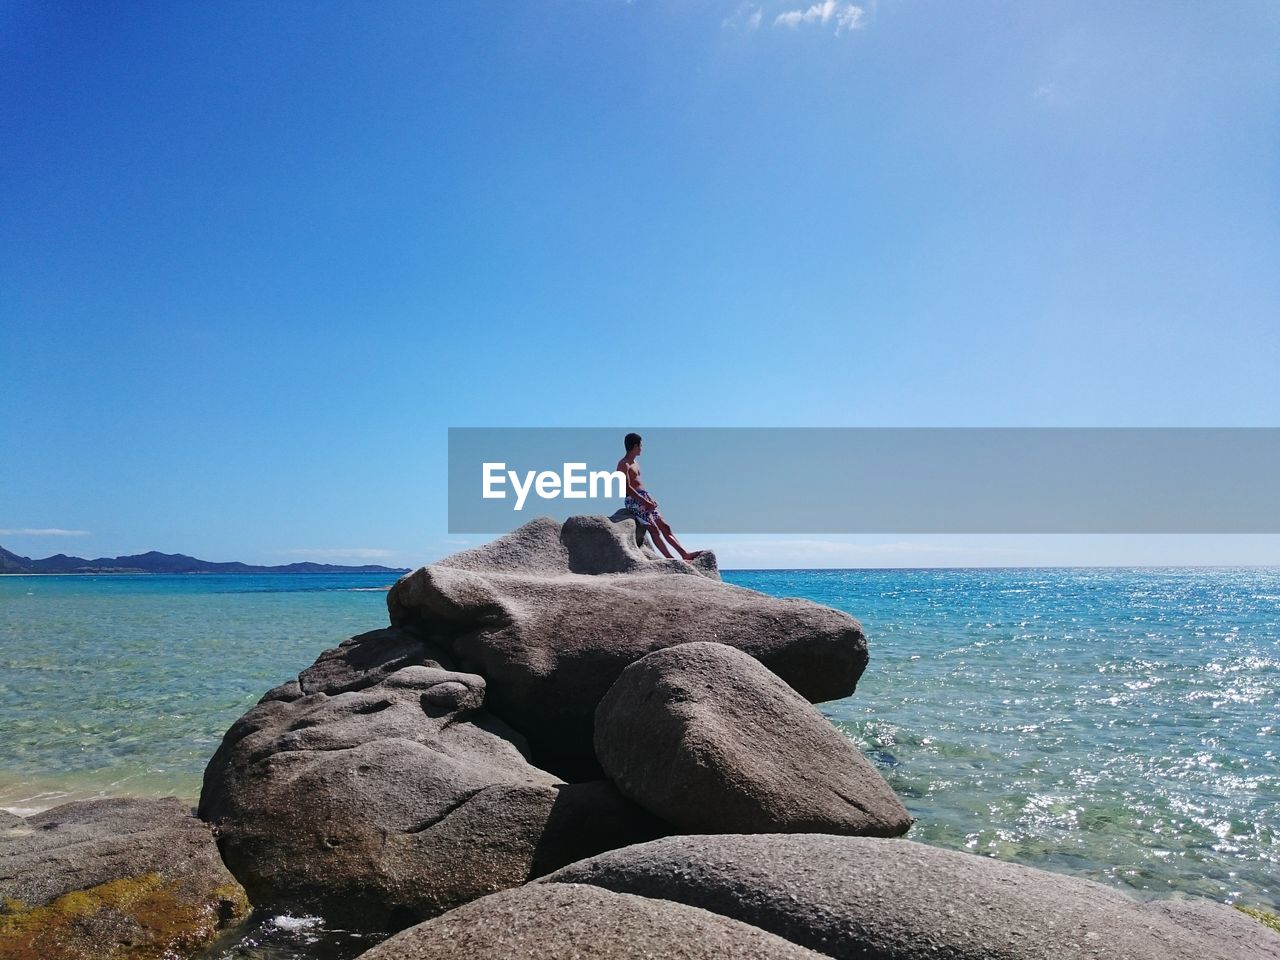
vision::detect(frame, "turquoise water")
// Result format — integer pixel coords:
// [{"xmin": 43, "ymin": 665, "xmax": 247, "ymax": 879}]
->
[
  {"xmin": 732, "ymin": 568, "xmax": 1279, "ymax": 907},
  {"xmin": 0, "ymin": 573, "xmax": 395, "ymax": 810},
  {"xmin": 1, "ymin": 568, "xmax": 1277, "ymax": 913}
]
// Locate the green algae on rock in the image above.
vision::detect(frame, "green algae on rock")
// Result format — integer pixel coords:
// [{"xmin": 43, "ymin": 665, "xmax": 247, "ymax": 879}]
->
[
  {"xmin": 1237, "ymin": 904, "xmax": 1280, "ymax": 935},
  {"xmin": 0, "ymin": 873, "xmax": 248, "ymax": 960},
  {"xmin": 0, "ymin": 799, "xmax": 249, "ymax": 960}
]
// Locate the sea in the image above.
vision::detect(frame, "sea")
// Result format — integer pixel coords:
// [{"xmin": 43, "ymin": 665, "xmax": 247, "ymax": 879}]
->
[{"xmin": 1, "ymin": 568, "xmax": 1277, "ymax": 957}]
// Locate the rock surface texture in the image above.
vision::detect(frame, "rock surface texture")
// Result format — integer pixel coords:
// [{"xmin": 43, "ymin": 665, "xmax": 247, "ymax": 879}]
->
[
  {"xmin": 386, "ymin": 516, "xmax": 869, "ymax": 773},
  {"xmin": 352, "ymin": 882, "xmax": 827, "ymax": 960},
  {"xmin": 545, "ymin": 833, "xmax": 1280, "ymax": 960},
  {"xmin": 0, "ymin": 797, "xmax": 248, "ymax": 960},
  {"xmin": 596, "ymin": 642, "xmax": 911, "ymax": 836},
  {"xmin": 1143, "ymin": 899, "xmax": 1280, "ymax": 960},
  {"xmin": 199, "ymin": 644, "xmax": 658, "ymax": 928}
]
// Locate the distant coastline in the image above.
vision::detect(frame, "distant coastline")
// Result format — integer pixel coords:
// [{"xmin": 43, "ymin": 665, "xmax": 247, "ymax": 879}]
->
[{"xmin": 0, "ymin": 544, "xmax": 408, "ymax": 575}]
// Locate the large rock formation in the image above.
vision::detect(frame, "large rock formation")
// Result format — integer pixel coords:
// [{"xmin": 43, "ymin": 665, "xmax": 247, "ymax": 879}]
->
[
  {"xmin": 197, "ymin": 518, "xmax": 900, "ymax": 932},
  {"xmin": 387, "ymin": 516, "xmax": 869, "ymax": 774},
  {"xmin": 199, "ymin": 640, "xmax": 659, "ymax": 929},
  {"xmin": 544, "ymin": 833, "xmax": 1279, "ymax": 960},
  {"xmin": 595, "ymin": 642, "xmax": 911, "ymax": 837},
  {"xmin": 0, "ymin": 798, "xmax": 248, "ymax": 960},
  {"xmin": 353, "ymin": 882, "xmax": 827, "ymax": 960}
]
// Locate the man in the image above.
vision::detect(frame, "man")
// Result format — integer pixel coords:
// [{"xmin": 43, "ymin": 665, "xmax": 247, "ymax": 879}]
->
[{"xmin": 617, "ymin": 432, "xmax": 703, "ymax": 561}]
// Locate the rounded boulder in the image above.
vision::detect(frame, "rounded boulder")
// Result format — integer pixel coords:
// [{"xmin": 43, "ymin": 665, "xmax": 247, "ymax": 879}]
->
[
  {"xmin": 352, "ymin": 881, "xmax": 826, "ymax": 960},
  {"xmin": 594, "ymin": 641, "xmax": 911, "ymax": 836}
]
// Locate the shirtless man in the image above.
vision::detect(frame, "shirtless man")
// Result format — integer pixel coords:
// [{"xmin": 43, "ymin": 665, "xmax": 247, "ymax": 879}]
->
[{"xmin": 617, "ymin": 432, "xmax": 703, "ymax": 561}]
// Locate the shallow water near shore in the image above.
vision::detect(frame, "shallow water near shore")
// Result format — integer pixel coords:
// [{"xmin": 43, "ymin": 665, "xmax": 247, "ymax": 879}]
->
[{"xmin": 2, "ymin": 567, "xmax": 1278, "ymax": 956}]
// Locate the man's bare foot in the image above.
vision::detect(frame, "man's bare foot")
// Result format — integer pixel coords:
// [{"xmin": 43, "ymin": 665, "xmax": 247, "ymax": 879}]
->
[{"xmin": 682, "ymin": 551, "xmax": 706, "ymax": 561}]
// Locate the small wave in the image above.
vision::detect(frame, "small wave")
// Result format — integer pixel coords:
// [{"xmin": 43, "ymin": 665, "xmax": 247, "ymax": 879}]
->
[{"xmin": 266, "ymin": 914, "xmax": 324, "ymax": 933}]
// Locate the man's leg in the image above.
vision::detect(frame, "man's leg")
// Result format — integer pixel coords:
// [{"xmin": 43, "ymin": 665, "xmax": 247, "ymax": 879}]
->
[
  {"xmin": 654, "ymin": 514, "xmax": 702, "ymax": 561},
  {"xmin": 645, "ymin": 521, "xmax": 676, "ymax": 558}
]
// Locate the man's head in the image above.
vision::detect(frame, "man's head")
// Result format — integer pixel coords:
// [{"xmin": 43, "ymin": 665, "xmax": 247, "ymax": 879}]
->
[{"xmin": 624, "ymin": 432, "xmax": 642, "ymax": 455}]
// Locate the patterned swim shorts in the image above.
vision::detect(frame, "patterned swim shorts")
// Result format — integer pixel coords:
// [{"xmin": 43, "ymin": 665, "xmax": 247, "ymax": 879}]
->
[{"xmin": 624, "ymin": 488, "xmax": 657, "ymax": 527}]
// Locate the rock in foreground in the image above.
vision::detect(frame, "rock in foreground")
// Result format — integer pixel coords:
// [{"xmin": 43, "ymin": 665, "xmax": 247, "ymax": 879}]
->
[
  {"xmin": 1143, "ymin": 899, "xmax": 1280, "ymax": 960},
  {"xmin": 353, "ymin": 882, "xmax": 827, "ymax": 960},
  {"xmin": 545, "ymin": 833, "xmax": 1277, "ymax": 960},
  {"xmin": 596, "ymin": 642, "xmax": 911, "ymax": 836},
  {"xmin": 387, "ymin": 516, "xmax": 869, "ymax": 773},
  {"xmin": 0, "ymin": 798, "xmax": 248, "ymax": 960},
  {"xmin": 199, "ymin": 648, "xmax": 658, "ymax": 929}
]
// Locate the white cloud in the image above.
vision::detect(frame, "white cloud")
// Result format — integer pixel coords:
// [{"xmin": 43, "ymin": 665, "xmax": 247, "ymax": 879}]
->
[
  {"xmin": 774, "ymin": 1, "xmax": 865, "ymax": 33},
  {"xmin": 723, "ymin": 4, "xmax": 764, "ymax": 31},
  {"xmin": 0, "ymin": 528, "xmax": 90, "ymax": 536},
  {"xmin": 280, "ymin": 548, "xmax": 397, "ymax": 560},
  {"xmin": 1034, "ymin": 82, "xmax": 1066, "ymax": 106}
]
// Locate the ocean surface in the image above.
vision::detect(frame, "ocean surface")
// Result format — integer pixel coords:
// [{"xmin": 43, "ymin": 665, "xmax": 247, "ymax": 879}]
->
[{"xmin": 2, "ymin": 568, "xmax": 1277, "ymax": 955}]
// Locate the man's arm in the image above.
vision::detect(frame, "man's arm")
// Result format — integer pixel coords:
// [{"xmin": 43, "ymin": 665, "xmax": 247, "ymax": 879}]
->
[{"xmin": 624, "ymin": 463, "xmax": 657, "ymax": 509}]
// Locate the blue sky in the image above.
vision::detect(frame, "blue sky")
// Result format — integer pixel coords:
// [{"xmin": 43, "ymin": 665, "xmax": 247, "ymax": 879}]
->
[{"xmin": 3, "ymin": 1, "xmax": 1278, "ymax": 568}]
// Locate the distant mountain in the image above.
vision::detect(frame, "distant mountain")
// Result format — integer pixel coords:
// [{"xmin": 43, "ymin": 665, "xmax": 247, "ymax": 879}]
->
[
  {"xmin": 0, "ymin": 545, "xmax": 408, "ymax": 575},
  {"xmin": 0, "ymin": 546, "xmax": 31, "ymax": 574}
]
